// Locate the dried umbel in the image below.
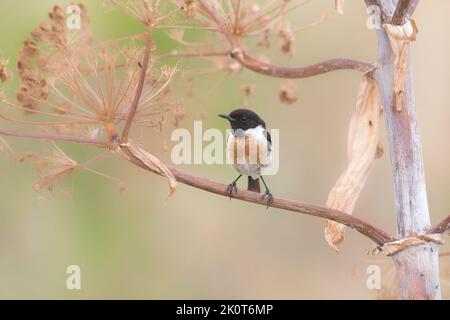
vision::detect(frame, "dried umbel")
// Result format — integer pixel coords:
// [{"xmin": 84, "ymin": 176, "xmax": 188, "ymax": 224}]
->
[
  {"xmin": 0, "ymin": 3, "xmax": 181, "ymax": 194},
  {"xmin": 104, "ymin": 0, "xmax": 176, "ymax": 27},
  {"xmin": 184, "ymin": 0, "xmax": 294, "ymax": 38},
  {"xmin": 32, "ymin": 142, "xmax": 79, "ymax": 192},
  {"xmin": 5, "ymin": 45, "xmax": 178, "ymax": 140},
  {"xmin": 16, "ymin": 4, "xmax": 91, "ymax": 111}
]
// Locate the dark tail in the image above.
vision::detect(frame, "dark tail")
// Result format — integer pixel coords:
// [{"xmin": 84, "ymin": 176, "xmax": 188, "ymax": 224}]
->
[{"xmin": 248, "ymin": 177, "xmax": 261, "ymax": 193}]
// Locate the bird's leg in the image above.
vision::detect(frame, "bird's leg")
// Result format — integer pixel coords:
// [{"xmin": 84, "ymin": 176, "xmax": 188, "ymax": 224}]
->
[
  {"xmin": 260, "ymin": 177, "xmax": 273, "ymax": 209},
  {"xmin": 227, "ymin": 174, "xmax": 242, "ymax": 199}
]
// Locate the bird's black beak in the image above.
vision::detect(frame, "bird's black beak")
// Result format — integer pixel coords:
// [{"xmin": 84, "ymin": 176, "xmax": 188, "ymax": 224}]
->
[{"xmin": 218, "ymin": 114, "xmax": 235, "ymax": 122}]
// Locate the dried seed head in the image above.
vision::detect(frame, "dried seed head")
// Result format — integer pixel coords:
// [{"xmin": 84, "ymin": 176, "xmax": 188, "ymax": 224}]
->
[
  {"xmin": 278, "ymin": 21, "xmax": 295, "ymax": 57},
  {"xmin": 0, "ymin": 59, "xmax": 13, "ymax": 83},
  {"xmin": 104, "ymin": 0, "xmax": 171, "ymax": 27},
  {"xmin": 278, "ymin": 81, "xmax": 298, "ymax": 104},
  {"xmin": 16, "ymin": 4, "xmax": 91, "ymax": 112},
  {"xmin": 240, "ymin": 84, "xmax": 256, "ymax": 97},
  {"xmin": 257, "ymin": 29, "xmax": 271, "ymax": 48},
  {"xmin": 32, "ymin": 142, "xmax": 78, "ymax": 192},
  {"xmin": 179, "ymin": 0, "xmax": 197, "ymax": 19}
]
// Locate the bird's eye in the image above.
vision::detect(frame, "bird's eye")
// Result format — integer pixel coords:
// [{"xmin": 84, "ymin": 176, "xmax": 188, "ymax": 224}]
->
[{"xmin": 241, "ymin": 117, "xmax": 247, "ymax": 122}]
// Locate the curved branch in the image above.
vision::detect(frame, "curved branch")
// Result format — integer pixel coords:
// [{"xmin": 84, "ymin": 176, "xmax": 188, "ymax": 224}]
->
[
  {"xmin": 230, "ymin": 49, "xmax": 375, "ymax": 79},
  {"xmin": 197, "ymin": 0, "xmax": 375, "ymax": 79},
  {"xmin": 120, "ymin": 145, "xmax": 394, "ymax": 246}
]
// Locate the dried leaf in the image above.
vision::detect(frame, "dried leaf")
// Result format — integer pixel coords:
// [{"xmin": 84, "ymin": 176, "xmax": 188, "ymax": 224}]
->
[
  {"xmin": 370, "ymin": 234, "xmax": 448, "ymax": 256},
  {"xmin": 119, "ymin": 140, "xmax": 177, "ymax": 198},
  {"xmin": 384, "ymin": 20, "xmax": 418, "ymax": 111},
  {"xmin": 325, "ymin": 75, "xmax": 382, "ymax": 252}
]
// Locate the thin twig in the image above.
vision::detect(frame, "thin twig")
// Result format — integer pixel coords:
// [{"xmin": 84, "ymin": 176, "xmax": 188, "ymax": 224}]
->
[
  {"xmin": 159, "ymin": 51, "xmax": 228, "ymax": 59},
  {"xmin": 429, "ymin": 215, "xmax": 450, "ymax": 234},
  {"xmin": 0, "ymin": 128, "xmax": 111, "ymax": 146},
  {"xmin": 121, "ymin": 34, "xmax": 153, "ymax": 142}
]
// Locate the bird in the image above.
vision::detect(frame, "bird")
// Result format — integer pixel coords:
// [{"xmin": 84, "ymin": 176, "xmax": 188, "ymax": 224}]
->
[{"xmin": 219, "ymin": 108, "xmax": 273, "ymax": 206}]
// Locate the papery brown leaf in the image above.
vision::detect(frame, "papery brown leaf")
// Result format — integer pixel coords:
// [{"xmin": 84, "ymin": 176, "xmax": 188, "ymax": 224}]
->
[
  {"xmin": 325, "ymin": 74, "xmax": 382, "ymax": 252},
  {"xmin": 119, "ymin": 140, "xmax": 177, "ymax": 198},
  {"xmin": 384, "ymin": 20, "xmax": 418, "ymax": 111}
]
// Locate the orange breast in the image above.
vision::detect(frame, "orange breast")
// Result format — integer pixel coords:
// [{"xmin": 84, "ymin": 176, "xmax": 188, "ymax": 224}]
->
[{"xmin": 228, "ymin": 133, "xmax": 264, "ymax": 165}]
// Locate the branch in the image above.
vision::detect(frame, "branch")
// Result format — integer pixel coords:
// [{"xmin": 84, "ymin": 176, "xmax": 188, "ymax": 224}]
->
[
  {"xmin": 391, "ymin": 0, "xmax": 412, "ymax": 25},
  {"xmin": 120, "ymin": 144, "xmax": 394, "ymax": 246},
  {"xmin": 391, "ymin": 0, "xmax": 420, "ymax": 26},
  {"xmin": 197, "ymin": 0, "xmax": 374, "ymax": 79},
  {"xmin": 230, "ymin": 49, "xmax": 375, "ymax": 79},
  {"xmin": 0, "ymin": 128, "xmax": 110, "ymax": 146},
  {"xmin": 121, "ymin": 35, "xmax": 153, "ymax": 142},
  {"xmin": 429, "ymin": 215, "xmax": 450, "ymax": 235}
]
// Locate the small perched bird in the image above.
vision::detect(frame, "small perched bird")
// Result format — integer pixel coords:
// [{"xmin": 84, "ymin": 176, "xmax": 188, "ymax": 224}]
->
[{"xmin": 219, "ymin": 108, "xmax": 273, "ymax": 206}]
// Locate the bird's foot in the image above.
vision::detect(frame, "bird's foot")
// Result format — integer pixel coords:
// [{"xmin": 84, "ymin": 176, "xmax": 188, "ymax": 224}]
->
[
  {"xmin": 262, "ymin": 190, "xmax": 273, "ymax": 209},
  {"xmin": 227, "ymin": 182, "xmax": 238, "ymax": 199}
]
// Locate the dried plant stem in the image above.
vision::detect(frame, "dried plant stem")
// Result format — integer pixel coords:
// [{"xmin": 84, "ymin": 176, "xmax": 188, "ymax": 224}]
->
[
  {"xmin": 429, "ymin": 215, "xmax": 450, "ymax": 234},
  {"xmin": 231, "ymin": 50, "xmax": 375, "ymax": 78},
  {"xmin": 370, "ymin": 0, "xmax": 441, "ymax": 300},
  {"xmin": 391, "ymin": 0, "xmax": 413, "ymax": 25},
  {"xmin": 197, "ymin": 0, "xmax": 374, "ymax": 78},
  {"xmin": 0, "ymin": 128, "xmax": 110, "ymax": 146},
  {"xmin": 121, "ymin": 35, "xmax": 153, "ymax": 142},
  {"xmin": 160, "ymin": 51, "xmax": 228, "ymax": 59},
  {"xmin": 120, "ymin": 143, "xmax": 393, "ymax": 246}
]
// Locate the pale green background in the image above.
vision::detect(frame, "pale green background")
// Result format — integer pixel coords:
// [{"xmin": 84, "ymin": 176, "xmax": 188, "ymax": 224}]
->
[{"xmin": 0, "ymin": 0, "xmax": 449, "ymax": 299}]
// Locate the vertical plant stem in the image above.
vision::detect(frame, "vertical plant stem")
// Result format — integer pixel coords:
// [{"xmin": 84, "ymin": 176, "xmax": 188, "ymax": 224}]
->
[
  {"xmin": 373, "ymin": 24, "xmax": 441, "ymax": 300},
  {"xmin": 121, "ymin": 34, "xmax": 153, "ymax": 142}
]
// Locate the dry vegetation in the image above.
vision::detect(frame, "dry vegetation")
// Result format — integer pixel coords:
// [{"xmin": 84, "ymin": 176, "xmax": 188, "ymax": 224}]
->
[{"xmin": 0, "ymin": 0, "xmax": 448, "ymax": 299}]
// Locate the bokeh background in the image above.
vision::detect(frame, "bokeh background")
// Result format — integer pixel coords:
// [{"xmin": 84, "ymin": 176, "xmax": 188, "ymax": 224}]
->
[{"xmin": 0, "ymin": 0, "xmax": 449, "ymax": 299}]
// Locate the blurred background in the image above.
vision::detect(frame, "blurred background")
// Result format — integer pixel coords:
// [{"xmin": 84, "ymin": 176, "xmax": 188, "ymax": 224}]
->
[{"xmin": 0, "ymin": 0, "xmax": 448, "ymax": 299}]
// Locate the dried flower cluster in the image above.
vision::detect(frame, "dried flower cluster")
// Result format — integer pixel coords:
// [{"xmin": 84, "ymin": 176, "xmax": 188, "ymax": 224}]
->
[
  {"xmin": 1, "ymin": 3, "xmax": 181, "ymax": 193},
  {"xmin": 16, "ymin": 4, "xmax": 91, "ymax": 112},
  {"xmin": 0, "ymin": 58, "xmax": 13, "ymax": 101},
  {"xmin": 103, "ymin": 0, "xmax": 177, "ymax": 27}
]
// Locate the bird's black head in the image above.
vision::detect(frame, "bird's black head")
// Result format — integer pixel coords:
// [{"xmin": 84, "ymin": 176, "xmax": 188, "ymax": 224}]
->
[{"xmin": 219, "ymin": 108, "xmax": 266, "ymax": 131}]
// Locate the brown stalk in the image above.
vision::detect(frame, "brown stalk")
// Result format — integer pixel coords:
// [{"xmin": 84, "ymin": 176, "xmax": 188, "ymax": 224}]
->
[
  {"xmin": 197, "ymin": 0, "xmax": 375, "ymax": 78},
  {"xmin": 0, "ymin": 128, "xmax": 110, "ymax": 147},
  {"xmin": 231, "ymin": 50, "xmax": 374, "ymax": 78},
  {"xmin": 119, "ymin": 143, "xmax": 393, "ymax": 246},
  {"xmin": 121, "ymin": 34, "xmax": 153, "ymax": 142},
  {"xmin": 429, "ymin": 215, "xmax": 450, "ymax": 234}
]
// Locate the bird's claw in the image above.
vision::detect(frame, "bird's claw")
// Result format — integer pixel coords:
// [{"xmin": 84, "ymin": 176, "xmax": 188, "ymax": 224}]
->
[
  {"xmin": 227, "ymin": 182, "xmax": 238, "ymax": 199},
  {"xmin": 262, "ymin": 190, "xmax": 273, "ymax": 209}
]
